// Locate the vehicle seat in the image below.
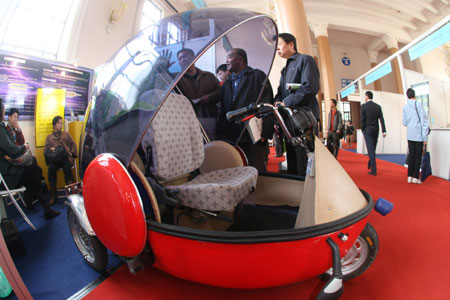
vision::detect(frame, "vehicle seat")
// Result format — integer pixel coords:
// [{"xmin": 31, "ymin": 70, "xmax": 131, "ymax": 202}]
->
[{"xmin": 142, "ymin": 92, "xmax": 257, "ymax": 212}]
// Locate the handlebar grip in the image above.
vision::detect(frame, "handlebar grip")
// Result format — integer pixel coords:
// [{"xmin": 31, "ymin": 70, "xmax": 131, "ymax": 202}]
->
[
  {"xmin": 226, "ymin": 106, "xmax": 250, "ymax": 121},
  {"xmin": 226, "ymin": 103, "xmax": 258, "ymax": 121}
]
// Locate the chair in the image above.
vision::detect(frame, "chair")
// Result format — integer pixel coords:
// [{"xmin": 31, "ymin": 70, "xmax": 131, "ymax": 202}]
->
[
  {"xmin": 142, "ymin": 93, "xmax": 258, "ymax": 212},
  {"xmin": 0, "ymin": 172, "xmax": 36, "ymax": 231}
]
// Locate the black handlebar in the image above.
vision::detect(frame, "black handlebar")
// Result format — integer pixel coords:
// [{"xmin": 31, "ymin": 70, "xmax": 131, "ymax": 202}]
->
[{"xmin": 226, "ymin": 103, "xmax": 258, "ymax": 121}]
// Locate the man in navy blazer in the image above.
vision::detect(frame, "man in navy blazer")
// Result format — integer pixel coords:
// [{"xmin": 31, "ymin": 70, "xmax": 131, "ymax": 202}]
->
[{"xmin": 361, "ymin": 91, "xmax": 387, "ymax": 175}]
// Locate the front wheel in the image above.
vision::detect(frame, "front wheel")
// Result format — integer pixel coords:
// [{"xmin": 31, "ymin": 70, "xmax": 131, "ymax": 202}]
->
[
  {"xmin": 320, "ymin": 222, "xmax": 379, "ymax": 281},
  {"xmin": 67, "ymin": 208, "xmax": 108, "ymax": 270}
]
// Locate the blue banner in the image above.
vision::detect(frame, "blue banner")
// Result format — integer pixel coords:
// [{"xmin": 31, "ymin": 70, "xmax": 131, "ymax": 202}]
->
[
  {"xmin": 340, "ymin": 84, "xmax": 356, "ymax": 98},
  {"xmin": 365, "ymin": 62, "xmax": 392, "ymax": 85},
  {"xmin": 409, "ymin": 22, "xmax": 450, "ymax": 61},
  {"xmin": 191, "ymin": 0, "xmax": 205, "ymax": 8}
]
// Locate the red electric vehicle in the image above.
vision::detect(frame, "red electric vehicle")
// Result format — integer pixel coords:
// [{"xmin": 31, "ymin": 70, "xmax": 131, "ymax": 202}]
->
[{"xmin": 66, "ymin": 8, "xmax": 389, "ymax": 300}]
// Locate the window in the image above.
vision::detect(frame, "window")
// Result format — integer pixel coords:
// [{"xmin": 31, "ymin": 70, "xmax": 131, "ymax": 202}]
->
[
  {"xmin": 0, "ymin": 0, "xmax": 79, "ymax": 60},
  {"xmin": 140, "ymin": 0, "xmax": 163, "ymax": 30},
  {"xmin": 340, "ymin": 101, "xmax": 351, "ymax": 122}
]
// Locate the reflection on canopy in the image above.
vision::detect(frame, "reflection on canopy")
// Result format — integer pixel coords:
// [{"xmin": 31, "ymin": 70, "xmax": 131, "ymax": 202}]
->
[{"xmin": 80, "ymin": 8, "xmax": 277, "ymax": 177}]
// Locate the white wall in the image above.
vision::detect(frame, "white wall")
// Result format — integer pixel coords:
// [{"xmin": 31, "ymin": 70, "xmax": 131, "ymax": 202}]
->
[
  {"xmin": 71, "ymin": 0, "xmax": 141, "ymax": 69},
  {"xmin": 404, "ymin": 69, "xmax": 450, "ymax": 128},
  {"xmin": 358, "ymin": 90, "xmax": 407, "ymax": 154},
  {"xmin": 419, "ymin": 46, "xmax": 450, "ymax": 84}
]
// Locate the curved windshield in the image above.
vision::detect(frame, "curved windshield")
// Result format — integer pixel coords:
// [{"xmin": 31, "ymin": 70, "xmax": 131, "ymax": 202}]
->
[{"xmin": 80, "ymin": 8, "xmax": 277, "ymax": 176}]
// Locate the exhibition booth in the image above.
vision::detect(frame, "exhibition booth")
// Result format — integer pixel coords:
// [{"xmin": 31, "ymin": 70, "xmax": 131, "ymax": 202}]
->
[
  {"xmin": 339, "ymin": 16, "xmax": 450, "ymax": 180},
  {"xmin": 0, "ymin": 5, "xmax": 448, "ymax": 300}
]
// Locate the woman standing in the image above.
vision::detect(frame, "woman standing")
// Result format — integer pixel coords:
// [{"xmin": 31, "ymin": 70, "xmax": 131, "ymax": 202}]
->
[
  {"xmin": 402, "ymin": 88, "xmax": 429, "ymax": 184},
  {"xmin": 44, "ymin": 116, "xmax": 77, "ymax": 204},
  {"xmin": 0, "ymin": 98, "xmax": 59, "ymax": 219}
]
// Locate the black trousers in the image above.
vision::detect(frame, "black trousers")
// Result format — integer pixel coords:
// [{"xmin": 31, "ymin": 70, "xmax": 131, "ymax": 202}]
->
[
  {"xmin": 273, "ymin": 133, "xmax": 283, "ymax": 156},
  {"xmin": 407, "ymin": 140, "xmax": 423, "ymax": 179},
  {"xmin": 18, "ymin": 163, "xmax": 48, "ymax": 206},
  {"xmin": 327, "ymin": 131, "xmax": 340, "ymax": 158},
  {"xmin": 363, "ymin": 132, "xmax": 378, "ymax": 174},
  {"xmin": 238, "ymin": 142, "xmax": 269, "ymax": 173},
  {"xmin": 286, "ymin": 142, "xmax": 307, "ymax": 176},
  {"xmin": 48, "ymin": 159, "xmax": 73, "ymax": 185}
]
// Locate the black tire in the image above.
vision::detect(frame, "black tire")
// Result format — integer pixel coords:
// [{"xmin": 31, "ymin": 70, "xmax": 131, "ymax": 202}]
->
[
  {"xmin": 320, "ymin": 222, "xmax": 379, "ymax": 281},
  {"xmin": 67, "ymin": 208, "xmax": 108, "ymax": 270}
]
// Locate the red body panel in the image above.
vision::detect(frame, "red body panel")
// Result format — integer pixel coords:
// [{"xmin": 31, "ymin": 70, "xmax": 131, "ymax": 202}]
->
[
  {"xmin": 148, "ymin": 217, "xmax": 368, "ymax": 289},
  {"xmin": 84, "ymin": 154, "xmax": 147, "ymax": 257}
]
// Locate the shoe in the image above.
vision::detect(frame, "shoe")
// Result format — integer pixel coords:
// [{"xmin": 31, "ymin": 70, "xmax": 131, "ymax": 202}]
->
[
  {"xmin": 44, "ymin": 206, "xmax": 60, "ymax": 219},
  {"xmin": 368, "ymin": 171, "xmax": 377, "ymax": 176},
  {"xmin": 412, "ymin": 178, "xmax": 422, "ymax": 184},
  {"xmin": 407, "ymin": 177, "xmax": 412, "ymax": 183}
]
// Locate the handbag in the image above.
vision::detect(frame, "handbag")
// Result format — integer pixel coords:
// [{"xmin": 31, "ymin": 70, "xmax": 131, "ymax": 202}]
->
[
  {"xmin": 420, "ymin": 151, "xmax": 432, "ymax": 182},
  {"xmin": 44, "ymin": 145, "xmax": 67, "ymax": 165},
  {"xmin": 5, "ymin": 150, "xmax": 33, "ymax": 166}
]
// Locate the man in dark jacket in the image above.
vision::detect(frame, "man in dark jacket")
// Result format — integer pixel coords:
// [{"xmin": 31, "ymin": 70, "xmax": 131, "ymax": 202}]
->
[
  {"xmin": 274, "ymin": 33, "xmax": 320, "ymax": 176},
  {"xmin": 176, "ymin": 48, "xmax": 221, "ymax": 141},
  {"xmin": 217, "ymin": 48, "xmax": 273, "ymax": 172},
  {"xmin": 361, "ymin": 91, "xmax": 387, "ymax": 176},
  {"xmin": 327, "ymin": 99, "xmax": 343, "ymax": 158}
]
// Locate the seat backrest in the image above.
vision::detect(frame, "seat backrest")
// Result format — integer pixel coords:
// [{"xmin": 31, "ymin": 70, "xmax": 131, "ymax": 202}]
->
[{"xmin": 142, "ymin": 93, "xmax": 204, "ymax": 181}]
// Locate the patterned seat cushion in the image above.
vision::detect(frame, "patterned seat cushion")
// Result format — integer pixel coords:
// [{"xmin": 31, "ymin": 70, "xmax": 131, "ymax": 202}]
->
[
  {"xmin": 144, "ymin": 93, "xmax": 257, "ymax": 211},
  {"xmin": 143, "ymin": 92, "xmax": 204, "ymax": 181},
  {"xmin": 166, "ymin": 166, "xmax": 258, "ymax": 211}
]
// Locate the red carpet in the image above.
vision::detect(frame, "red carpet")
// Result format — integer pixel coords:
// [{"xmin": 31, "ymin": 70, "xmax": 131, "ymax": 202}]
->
[
  {"xmin": 84, "ymin": 150, "xmax": 450, "ymax": 300},
  {"xmin": 266, "ymin": 147, "xmax": 285, "ymax": 173}
]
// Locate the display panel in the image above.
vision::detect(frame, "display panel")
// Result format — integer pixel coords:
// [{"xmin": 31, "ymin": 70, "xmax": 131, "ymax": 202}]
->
[{"xmin": 0, "ymin": 50, "xmax": 93, "ymax": 119}]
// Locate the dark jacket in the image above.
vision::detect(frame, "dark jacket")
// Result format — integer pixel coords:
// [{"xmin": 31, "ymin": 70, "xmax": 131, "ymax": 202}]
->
[
  {"xmin": 45, "ymin": 131, "xmax": 78, "ymax": 164},
  {"xmin": 5, "ymin": 123, "xmax": 25, "ymax": 145},
  {"xmin": 176, "ymin": 68, "xmax": 222, "ymax": 118},
  {"xmin": 328, "ymin": 109, "xmax": 343, "ymax": 132},
  {"xmin": 0, "ymin": 122, "xmax": 26, "ymax": 189},
  {"xmin": 361, "ymin": 100, "xmax": 386, "ymax": 136},
  {"xmin": 275, "ymin": 53, "xmax": 320, "ymax": 120},
  {"xmin": 217, "ymin": 66, "xmax": 273, "ymax": 144}
]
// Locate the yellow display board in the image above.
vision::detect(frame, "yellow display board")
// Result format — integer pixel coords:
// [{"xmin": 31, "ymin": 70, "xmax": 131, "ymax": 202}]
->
[
  {"xmin": 68, "ymin": 121, "xmax": 83, "ymax": 182},
  {"xmin": 35, "ymin": 88, "xmax": 66, "ymax": 147},
  {"xmin": 35, "ymin": 88, "xmax": 67, "ymax": 188}
]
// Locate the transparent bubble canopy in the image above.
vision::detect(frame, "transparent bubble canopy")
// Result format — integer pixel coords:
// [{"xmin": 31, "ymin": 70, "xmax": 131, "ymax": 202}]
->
[{"xmin": 80, "ymin": 8, "xmax": 277, "ymax": 175}]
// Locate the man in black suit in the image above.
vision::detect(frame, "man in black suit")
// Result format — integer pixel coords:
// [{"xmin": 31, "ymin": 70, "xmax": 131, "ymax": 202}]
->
[
  {"xmin": 216, "ymin": 48, "xmax": 273, "ymax": 172},
  {"xmin": 361, "ymin": 91, "xmax": 386, "ymax": 176}
]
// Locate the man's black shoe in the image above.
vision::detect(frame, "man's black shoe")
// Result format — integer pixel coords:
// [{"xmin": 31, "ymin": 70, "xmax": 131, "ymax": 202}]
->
[{"xmin": 368, "ymin": 171, "xmax": 377, "ymax": 176}]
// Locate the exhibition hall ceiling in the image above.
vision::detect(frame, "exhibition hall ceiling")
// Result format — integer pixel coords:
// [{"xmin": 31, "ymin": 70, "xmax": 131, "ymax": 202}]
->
[{"xmin": 168, "ymin": 0, "xmax": 450, "ymax": 51}]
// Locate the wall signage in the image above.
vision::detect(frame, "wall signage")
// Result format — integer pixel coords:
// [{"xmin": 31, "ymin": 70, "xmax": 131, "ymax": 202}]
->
[
  {"xmin": 341, "ymin": 56, "xmax": 351, "ymax": 66},
  {"xmin": 409, "ymin": 22, "xmax": 450, "ymax": 61},
  {"xmin": 0, "ymin": 50, "xmax": 92, "ymax": 119},
  {"xmin": 340, "ymin": 84, "xmax": 355, "ymax": 98},
  {"xmin": 365, "ymin": 62, "xmax": 392, "ymax": 85}
]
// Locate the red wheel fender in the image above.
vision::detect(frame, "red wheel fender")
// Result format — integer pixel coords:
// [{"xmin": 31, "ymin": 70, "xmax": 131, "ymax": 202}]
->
[{"xmin": 83, "ymin": 154, "xmax": 147, "ymax": 257}]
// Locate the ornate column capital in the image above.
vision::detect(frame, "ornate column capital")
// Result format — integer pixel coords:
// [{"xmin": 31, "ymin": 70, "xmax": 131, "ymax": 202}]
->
[
  {"xmin": 383, "ymin": 34, "xmax": 399, "ymax": 49},
  {"xmin": 310, "ymin": 23, "xmax": 328, "ymax": 38}
]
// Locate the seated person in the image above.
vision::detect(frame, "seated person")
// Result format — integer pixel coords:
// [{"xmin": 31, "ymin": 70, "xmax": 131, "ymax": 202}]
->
[
  {"xmin": 44, "ymin": 116, "xmax": 77, "ymax": 204},
  {"xmin": 0, "ymin": 98, "xmax": 59, "ymax": 219},
  {"xmin": 6, "ymin": 107, "xmax": 45, "ymax": 207}
]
